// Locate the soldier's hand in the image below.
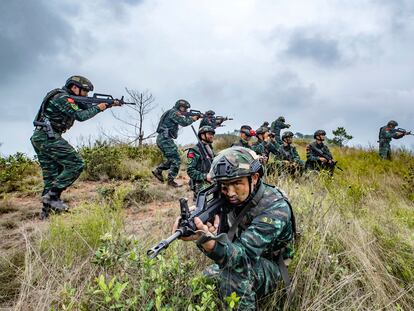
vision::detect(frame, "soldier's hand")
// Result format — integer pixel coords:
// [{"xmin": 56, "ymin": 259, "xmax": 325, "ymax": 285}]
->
[
  {"xmin": 97, "ymin": 103, "xmax": 108, "ymax": 111},
  {"xmin": 319, "ymin": 157, "xmax": 327, "ymax": 163},
  {"xmin": 206, "ymin": 174, "xmax": 213, "ymax": 183},
  {"xmin": 192, "ymin": 115, "xmax": 200, "ymax": 121},
  {"xmin": 287, "ymin": 124, "xmax": 291, "ymax": 128}
]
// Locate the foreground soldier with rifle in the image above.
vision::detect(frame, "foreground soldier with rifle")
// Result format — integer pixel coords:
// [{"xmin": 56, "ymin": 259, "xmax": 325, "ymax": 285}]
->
[
  {"xmin": 305, "ymin": 130, "xmax": 342, "ymax": 175},
  {"xmin": 148, "ymin": 147, "xmax": 296, "ymax": 310},
  {"xmin": 152, "ymin": 99, "xmax": 200, "ymax": 187},
  {"xmin": 187, "ymin": 125, "xmax": 215, "ymax": 200},
  {"xmin": 31, "ymin": 75, "xmax": 123, "ymax": 219},
  {"xmin": 378, "ymin": 120, "xmax": 412, "ymax": 160}
]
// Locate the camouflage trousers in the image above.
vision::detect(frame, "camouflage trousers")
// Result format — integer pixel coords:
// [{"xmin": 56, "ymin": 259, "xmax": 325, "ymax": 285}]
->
[
  {"xmin": 190, "ymin": 180, "xmax": 211, "ymax": 202},
  {"xmin": 205, "ymin": 258, "xmax": 281, "ymax": 310},
  {"xmin": 156, "ymin": 135, "xmax": 181, "ymax": 179},
  {"xmin": 31, "ymin": 129, "xmax": 84, "ymax": 195},
  {"xmin": 378, "ymin": 141, "xmax": 391, "ymax": 160}
]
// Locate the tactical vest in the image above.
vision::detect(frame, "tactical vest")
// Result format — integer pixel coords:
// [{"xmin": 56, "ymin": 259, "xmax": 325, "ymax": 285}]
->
[
  {"xmin": 156, "ymin": 109, "xmax": 179, "ymax": 139},
  {"xmin": 34, "ymin": 88, "xmax": 75, "ymax": 133}
]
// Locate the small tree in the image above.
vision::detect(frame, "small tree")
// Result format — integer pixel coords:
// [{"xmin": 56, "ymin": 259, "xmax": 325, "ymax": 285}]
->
[
  {"xmin": 332, "ymin": 127, "xmax": 353, "ymax": 147},
  {"xmin": 109, "ymin": 88, "xmax": 157, "ymax": 146}
]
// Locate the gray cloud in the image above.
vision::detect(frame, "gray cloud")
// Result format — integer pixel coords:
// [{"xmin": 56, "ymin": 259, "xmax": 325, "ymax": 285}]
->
[
  {"xmin": 0, "ymin": 0, "xmax": 73, "ymax": 84},
  {"xmin": 285, "ymin": 33, "xmax": 342, "ymax": 66}
]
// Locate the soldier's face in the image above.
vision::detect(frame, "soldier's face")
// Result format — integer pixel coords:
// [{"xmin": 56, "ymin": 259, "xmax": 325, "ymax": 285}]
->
[
  {"xmin": 203, "ymin": 132, "xmax": 215, "ymax": 143},
  {"xmin": 220, "ymin": 174, "xmax": 259, "ymax": 205},
  {"xmin": 179, "ymin": 106, "xmax": 188, "ymax": 112},
  {"xmin": 240, "ymin": 133, "xmax": 250, "ymax": 141}
]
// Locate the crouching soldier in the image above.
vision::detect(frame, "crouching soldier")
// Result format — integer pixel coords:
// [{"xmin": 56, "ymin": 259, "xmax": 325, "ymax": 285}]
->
[
  {"xmin": 305, "ymin": 130, "xmax": 336, "ymax": 174},
  {"xmin": 174, "ymin": 147, "xmax": 296, "ymax": 310},
  {"xmin": 187, "ymin": 126, "xmax": 215, "ymax": 200},
  {"xmin": 275, "ymin": 131, "xmax": 304, "ymax": 176}
]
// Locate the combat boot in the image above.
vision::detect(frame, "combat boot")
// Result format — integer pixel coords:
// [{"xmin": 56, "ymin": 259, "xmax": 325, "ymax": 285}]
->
[
  {"xmin": 39, "ymin": 204, "xmax": 50, "ymax": 220},
  {"xmin": 152, "ymin": 168, "xmax": 164, "ymax": 182},
  {"xmin": 167, "ymin": 178, "xmax": 182, "ymax": 188},
  {"xmin": 42, "ymin": 191, "xmax": 69, "ymax": 212}
]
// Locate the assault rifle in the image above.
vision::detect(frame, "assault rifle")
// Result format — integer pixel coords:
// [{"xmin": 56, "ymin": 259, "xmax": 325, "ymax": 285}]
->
[
  {"xmin": 183, "ymin": 109, "xmax": 204, "ymax": 118},
  {"xmin": 214, "ymin": 116, "xmax": 233, "ymax": 126},
  {"xmin": 191, "ymin": 125, "xmax": 213, "ymax": 169},
  {"xmin": 309, "ymin": 144, "xmax": 343, "ymax": 172},
  {"xmin": 394, "ymin": 128, "xmax": 413, "ymax": 136},
  {"xmin": 147, "ymin": 184, "xmax": 226, "ymax": 259},
  {"xmin": 71, "ymin": 93, "xmax": 136, "ymax": 109}
]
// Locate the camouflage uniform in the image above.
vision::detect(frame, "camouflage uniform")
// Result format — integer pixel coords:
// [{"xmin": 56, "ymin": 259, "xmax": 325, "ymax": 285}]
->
[
  {"xmin": 305, "ymin": 141, "xmax": 333, "ymax": 172},
  {"xmin": 232, "ymin": 138, "xmax": 252, "ymax": 149},
  {"xmin": 200, "ymin": 147, "xmax": 295, "ymax": 310},
  {"xmin": 31, "ymin": 86, "xmax": 100, "ymax": 197},
  {"xmin": 155, "ymin": 102, "xmax": 195, "ymax": 181},
  {"xmin": 270, "ymin": 117, "xmax": 290, "ymax": 144},
  {"xmin": 187, "ymin": 142, "xmax": 214, "ymax": 197},
  {"xmin": 378, "ymin": 124, "xmax": 404, "ymax": 160},
  {"xmin": 275, "ymin": 144, "xmax": 304, "ymax": 175}
]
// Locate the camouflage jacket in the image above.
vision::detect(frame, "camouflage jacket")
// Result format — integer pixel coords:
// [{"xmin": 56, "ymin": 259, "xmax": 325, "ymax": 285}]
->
[
  {"xmin": 306, "ymin": 141, "xmax": 333, "ymax": 163},
  {"xmin": 187, "ymin": 142, "xmax": 215, "ymax": 183},
  {"xmin": 36, "ymin": 88, "xmax": 100, "ymax": 133},
  {"xmin": 252, "ymin": 139, "xmax": 266, "ymax": 156},
  {"xmin": 157, "ymin": 108, "xmax": 194, "ymax": 139},
  {"xmin": 231, "ymin": 138, "xmax": 251, "ymax": 149},
  {"xmin": 378, "ymin": 126, "xmax": 404, "ymax": 143},
  {"xmin": 270, "ymin": 120, "xmax": 290, "ymax": 141},
  {"xmin": 199, "ymin": 182, "xmax": 294, "ymax": 268},
  {"xmin": 277, "ymin": 144, "xmax": 303, "ymax": 164},
  {"xmin": 199, "ymin": 117, "xmax": 222, "ymax": 129}
]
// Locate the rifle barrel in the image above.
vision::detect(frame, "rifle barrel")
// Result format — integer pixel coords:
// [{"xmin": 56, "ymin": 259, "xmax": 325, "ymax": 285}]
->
[{"xmin": 147, "ymin": 230, "xmax": 183, "ymax": 259}]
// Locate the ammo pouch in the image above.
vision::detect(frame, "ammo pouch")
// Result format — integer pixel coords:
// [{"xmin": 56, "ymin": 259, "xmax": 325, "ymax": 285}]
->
[{"xmin": 158, "ymin": 127, "xmax": 177, "ymax": 139}]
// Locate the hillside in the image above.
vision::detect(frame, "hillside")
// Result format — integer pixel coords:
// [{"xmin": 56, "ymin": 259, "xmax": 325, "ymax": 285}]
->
[{"xmin": 0, "ymin": 140, "xmax": 413, "ymax": 310}]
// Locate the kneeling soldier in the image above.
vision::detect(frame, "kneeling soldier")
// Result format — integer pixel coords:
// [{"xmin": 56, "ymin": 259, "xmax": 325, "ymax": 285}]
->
[
  {"xmin": 275, "ymin": 131, "xmax": 304, "ymax": 175},
  {"xmin": 305, "ymin": 130, "xmax": 336, "ymax": 174},
  {"xmin": 174, "ymin": 147, "xmax": 296, "ymax": 310}
]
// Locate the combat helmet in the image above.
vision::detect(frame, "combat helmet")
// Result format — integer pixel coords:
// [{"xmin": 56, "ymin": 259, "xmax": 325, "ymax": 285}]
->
[
  {"xmin": 174, "ymin": 99, "xmax": 190, "ymax": 109},
  {"xmin": 282, "ymin": 131, "xmax": 294, "ymax": 141},
  {"xmin": 277, "ymin": 116, "xmax": 286, "ymax": 122},
  {"xmin": 387, "ymin": 120, "xmax": 398, "ymax": 127},
  {"xmin": 65, "ymin": 75, "xmax": 94, "ymax": 92},
  {"xmin": 314, "ymin": 129, "xmax": 326, "ymax": 139},
  {"xmin": 255, "ymin": 126, "xmax": 269, "ymax": 137},
  {"xmin": 209, "ymin": 147, "xmax": 264, "ymax": 182},
  {"xmin": 198, "ymin": 126, "xmax": 215, "ymax": 138},
  {"xmin": 205, "ymin": 110, "xmax": 215, "ymax": 116}
]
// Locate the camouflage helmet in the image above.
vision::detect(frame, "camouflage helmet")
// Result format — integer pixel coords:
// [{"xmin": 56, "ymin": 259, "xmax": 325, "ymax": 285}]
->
[
  {"xmin": 205, "ymin": 110, "xmax": 215, "ymax": 116},
  {"xmin": 255, "ymin": 126, "xmax": 269, "ymax": 137},
  {"xmin": 209, "ymin": 147, "xmax": 263, "ymax": 182},
  {"xmin": 387, "ymin": 120, "xmax": 398, "ymax": 127},
  {"xmin": 174, "ymin": 99, "xmax": 190, "ymax": 109},
  {"xmin": 240, "ymin": 125, "xmax": 255, "ymax": 137},
  {"xmin": 314, "ymin": 129, "xmax": 326, "ymax": 139},
  {"xmin": 65, "ymin": 75, "xmax": 94, "ymax": 92},
  {"xmin": 198, "ymin": 126, "xmax": 215, "ymax": 138},
  {"xmin": 282, "ymin": 131, "xmax": 294, "ymax": 141},
  {"xmin": 277, "ymin": 116, "xmax": 285, "ymax": 122}
]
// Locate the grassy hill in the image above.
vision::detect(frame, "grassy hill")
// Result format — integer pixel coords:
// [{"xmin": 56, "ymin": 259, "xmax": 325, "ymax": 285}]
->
[{"xmin": 0, "ymin": 139, "xmax": 413, "ymax": 310}]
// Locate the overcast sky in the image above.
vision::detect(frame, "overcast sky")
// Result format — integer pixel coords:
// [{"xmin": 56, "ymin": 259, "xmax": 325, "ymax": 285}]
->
[{"xmin": 1, "ymin": 0, "xmax": 413, "ymax": 156}]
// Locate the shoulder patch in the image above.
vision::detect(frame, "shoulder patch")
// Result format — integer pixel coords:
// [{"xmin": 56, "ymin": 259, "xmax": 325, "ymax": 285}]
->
[{"xmin": 67, "ymin": 98, "xmax": 75, "ymax": 103}]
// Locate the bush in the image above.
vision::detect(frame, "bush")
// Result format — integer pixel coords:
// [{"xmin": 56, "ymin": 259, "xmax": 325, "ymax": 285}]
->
[{"xmin": 0, "ymin": 152, "xmax": 40, "ymax": 195}]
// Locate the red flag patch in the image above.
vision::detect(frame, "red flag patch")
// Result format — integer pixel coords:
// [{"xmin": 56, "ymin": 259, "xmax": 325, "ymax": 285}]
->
[
  {"xmin": 67, "ymin": 98, "xmax": 75, "ymax": 103},
  {"xmin": 187, "ymin": 152, "xmax": 195, "ymax": 158}
]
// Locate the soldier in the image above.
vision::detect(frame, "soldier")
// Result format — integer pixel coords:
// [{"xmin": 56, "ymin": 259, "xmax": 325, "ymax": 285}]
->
[
  {"xmin": 152, "ymin": 99, "xmax": 200, "ymax": 187},
  {"xmin": 232, "ymin": 125, "xmax": 255, "ymax": 149},
  {"xmin": 199, "ymin": 110, "xmax": 225, "ymax": 129},
  {"xmin": 260, "ymin": 121, "xmax": 270, "ymax": 129},
  {"xmin": 275, "ymin": 131, "xmax": 304, "ymax": 175},
  {"xmin": 305, "ymin": 130, "xmax": 336, "ymax": 173},
  {"xmin": 252, "ymin": 127, "xmax": 280, "ymax": 158},
  {"xmin": 173, "ymin": 147, "xmax": 295, "ymax": 310},
  {"xmin": 270, "ymin": 116, "xmax": 291, "ymax": 144},
  {"xmin": 378, "ymin": 120, "xmax": 411, "ymax": 160},
  {"xmin": 187, "ymin": 126, "xmax": 215, "ymax": 199},
  {"xmin": 31, "ymin": 75, "xmax": 120, "ymax": 219}
]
